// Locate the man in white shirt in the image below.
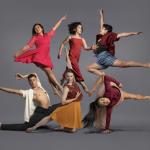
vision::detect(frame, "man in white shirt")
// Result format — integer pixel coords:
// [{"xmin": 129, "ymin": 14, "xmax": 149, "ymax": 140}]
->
[{"xmin": 0, "ymin": 73, "xmax": 61, "ymax": 131}]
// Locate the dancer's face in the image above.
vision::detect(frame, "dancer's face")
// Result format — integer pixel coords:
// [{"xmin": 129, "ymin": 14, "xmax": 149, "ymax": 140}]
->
[
  {"xmin": 98, "ymin": 97, "xmax": 110, "ymax": 106},
  {"xmin": 74, "ymin": 25, "xmax": 82, "ymax": 34},
  {"xmin": 100, "ymin": 27, "xmax": 108, "ymax": 35},
  {"xmin": 34, "ymin": 25, "xmax": 43, "ymax": 34},
  {"xmin": 66, "ymin": 72, "xmax": 74, "ymax": 84},
  {"xmin": 28, "ymin": 77, "xmax": 38, "ymax": 88}
]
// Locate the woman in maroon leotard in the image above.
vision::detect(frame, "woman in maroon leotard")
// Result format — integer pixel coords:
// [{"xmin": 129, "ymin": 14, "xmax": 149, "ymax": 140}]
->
[
  {"xmin": 13, "ymin": 15, "xmax": 67, "ymax": 97},
  {"xmin": 82, "ymin": 75, "xmax": 150, "ymax": 134},
  {"xmin": 58, "ymin": 22, "xmax": 98, "ymax": 93}
]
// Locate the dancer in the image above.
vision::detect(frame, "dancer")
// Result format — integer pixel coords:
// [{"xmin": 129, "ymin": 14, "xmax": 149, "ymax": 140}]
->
[
  {"xmin": 0, "ymin": 73, "xmax": 61, "ymax": 131},
  {"xmin": 14, "ymin": 15, "xmax": 67, "ymax": 97},
  {"xmin": 86, "ymin": 9, "xmax": 150, "ymax": 76},
  {"xmin": 26, "ymin": 68, "xmax": 83, "ymax": 133},
  {"xmin": 58, "ymin": 22, "xmax": 99, "ymax": 93},
  {"xmin": 82, "ymin": 75, "xmax": 150, "ymax": 134}
]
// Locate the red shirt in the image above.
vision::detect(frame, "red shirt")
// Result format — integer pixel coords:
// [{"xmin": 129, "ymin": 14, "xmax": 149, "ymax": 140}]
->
[
  {"xmin": 96, "ymin": 32, "xmax": 119, "ymax": 56},
  {"xmin": 103, "ymin": 75, "xmax": 121, "ymax": 130}
]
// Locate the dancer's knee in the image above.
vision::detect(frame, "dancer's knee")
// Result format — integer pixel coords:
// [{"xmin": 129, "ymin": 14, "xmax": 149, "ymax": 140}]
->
[
  {"xmin": 86, "ymin": 66, "xmax": 91, "ymax": 72},
  {"xmin": 121, "ymin": 62, "xmax": 130, "ymax": 68}
]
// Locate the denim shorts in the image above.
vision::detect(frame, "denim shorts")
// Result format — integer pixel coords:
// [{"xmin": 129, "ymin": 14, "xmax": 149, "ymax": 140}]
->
[{"xmin": 95, "ymin": 51, "xmax": 117, "ymax": 69}]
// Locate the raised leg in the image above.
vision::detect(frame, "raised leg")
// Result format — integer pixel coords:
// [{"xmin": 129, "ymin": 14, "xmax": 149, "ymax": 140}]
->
[
  {"xmin": 86, "ymin": 63, "xmax": 106, "ymax": 76},
  {"xmin": 89, "ymin": 76, "xmax": 104, "ymax": 97},
  {"xmin": 26, "ymin": 116, "xmax": 53, "ymax": 133},
  {"xmin": 123, "ymin": 91, "xmax": 150, "ymax": 100},
  {"xmin": 112, "ymin": 59, "xmax": 150, "ymax": 68}
]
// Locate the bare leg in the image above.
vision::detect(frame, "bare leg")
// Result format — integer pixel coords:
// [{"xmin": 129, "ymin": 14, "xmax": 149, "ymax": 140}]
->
[
  {"xmin": 79, "ymin": 81, "xmax": 89, "ymax": 93},
  {"xmin": 86, "ymin": 63, "xmax": 106, "ymax": 76},
  {"xmin": 123, "ymin": 91, "xmax": 150, "ymax": 100},
  {"xmin": 0, "ymin": 122, "xmax": 2, "ymax": 130},
  {"xmin": 26, "ymin": 116, "xmax": 53, "ymax": 133},
  {"xmin": 89, "ymin": 75, "xmax": 104, "ymax": 97},
  {"xmin": 54, "ymin": 125, "xmax": 76, "ymax": 133},
  {"xmin": 112, "ymin": 59, "xmax": 150, "ymax": 68}
]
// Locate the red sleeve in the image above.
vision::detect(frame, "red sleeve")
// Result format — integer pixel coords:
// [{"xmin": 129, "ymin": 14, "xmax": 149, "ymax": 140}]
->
[
  {"xmin": 27, "ymin": 36, "xmax": 36, "ymax": 48},
  {"xmin": 47, "ymin": 29, "xmax": 56, "ymax": 38},
  {"xmin": 104, "ymin": 75, "xmax": 120, "ymax": 86},
  {"xmin": 105, "ymin": 107, "xmax": 112, "ymax": 130},
  {"xmin": 108, "ymin": 32, "xmax": 119, "ymax": 44}
]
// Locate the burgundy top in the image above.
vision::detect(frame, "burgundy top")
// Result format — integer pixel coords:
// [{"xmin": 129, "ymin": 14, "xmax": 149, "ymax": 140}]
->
[
  {"xmin": 96, "ymin": 32, "xmax": 119, "ymax": 56},
  {"xmin": 103, "ymin": 75, "xmax": 121, "ymax": 130},
  {"xmin": 64, "ymin": 83, "xmax": 83, "ymax": 102}
]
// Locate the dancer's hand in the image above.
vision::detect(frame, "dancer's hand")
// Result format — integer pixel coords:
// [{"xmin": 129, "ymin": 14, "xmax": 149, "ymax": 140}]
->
[
  {"xmin": 135, "ymin": 31, "xmax": 143, "ymax": 35},
  {"xmin": 61, "ymin": 15, "xmax": 67, "ymax": 20},
  {"xmin": 13, "ymin": 53, "xmax": 18, "ymax": 60},
  {"xmin": 99, "ymin": 9, "xmax": 103, "ymax": 15},
  {"xmin": 91, "ymin": 43, "xmax": 99, "ymax": 50},
  {"xmin": 102, "ymin": 130, "xmax": 112, "ymax": 134},
  {"xmin": 15, "ymin": 73, "xmax": 23, "ymax": 79},
  {"xmin": 58, "ymin": 52, "xmax": 63, "ymax": 59},
  {"xmin": 75, "ymin": 91, "xmax": 81, "ymax": 100}
]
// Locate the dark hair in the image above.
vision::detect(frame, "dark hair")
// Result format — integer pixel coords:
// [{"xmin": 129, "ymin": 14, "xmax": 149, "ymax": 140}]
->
[
  {"xmin": 65, "ymin": 69, "xmax": 75, "ymax": 86},
  {"xmin": 82, "ymin": 97, "xmax": 102, "ymax": 128},
  {"xmin": 32, "ymin": 23, "xmax": 45, "ymax": 36},
  {"xmin": 68, "ymin": 22, "xmax": 83, "ymax": 35},
  {"xmin": 28, "ymin": 74, "xmax": 36, "ymax": 81},
  {"xmin": 103, "ymin": 24, "xmax": 113, "ymax": 33}
]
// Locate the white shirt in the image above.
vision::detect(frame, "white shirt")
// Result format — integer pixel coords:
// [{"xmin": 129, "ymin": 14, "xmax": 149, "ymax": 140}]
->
[{"xmin": 20, "ymin": 82, "xmax": 51, "ymax": 122}]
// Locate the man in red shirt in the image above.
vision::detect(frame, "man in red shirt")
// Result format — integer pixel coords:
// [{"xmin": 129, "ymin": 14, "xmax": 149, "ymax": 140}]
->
[{"xmin": 86, "ymin": 9, "xmax": 150, "ymax": 76}]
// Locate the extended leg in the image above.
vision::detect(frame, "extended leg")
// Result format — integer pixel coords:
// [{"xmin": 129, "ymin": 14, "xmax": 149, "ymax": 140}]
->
[
  {"xmin": 26, "ymin": 116, "xmax": 53, "ymax": 133},
  {"xmin": 86, "ymin": 63, "xmax": 106, "ymax": 76},
  {"xmin": 123, "ymin": 91, "xmax": 150, "ymax": 100},
  {"xmin": 54, "ymin": 124, "xmax": 76, "ymax": 133},
  {"xmin": 112, "ymin": 59, "xmax": 150, "ymax": 68},
  {"xmin": 89, "ymin": 76, "xmax": 104, "ymax": 97}
]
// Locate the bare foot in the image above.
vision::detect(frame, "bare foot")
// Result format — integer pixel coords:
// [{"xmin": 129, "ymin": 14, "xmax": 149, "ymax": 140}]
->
[
  {"xmin": 26, "ymin": 126, "xmax": 36, "ymax": 133},
  {"xmin": 53, "ymin": 90, "xmax": 61, "ymax": 98},
  {"xmin": 82, "ymin": 85, "xmax": 89, "ymax": 93},
  {"xmin": 101, "ymin": 72, "xmax": 106, "ymax": 76},
  {"xmin": 146, "ymin": 63, "xmax": 150, "ymax": 68},
  {"xmin": 0, "ymin": 122, "xmax": 2, "ymax": 130},
  {"xmin": 54, "ymin": 125, "xmax": 64, "ymax": 131},
  {"xmin": 60, "ymin": 77, "xmax": 65, "ymax": 85},
  {"xmin": 88, "ymin": 89, "xmax": 96, "ymax": 97}
]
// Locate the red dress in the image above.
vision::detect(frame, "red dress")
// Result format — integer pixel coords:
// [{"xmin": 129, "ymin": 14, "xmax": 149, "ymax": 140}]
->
[
  {"xmin": 14, "ymin": 29, "xmax": 55, "ymax": 68},
  {"xmin": 63, "ymin": 38, "xmax": 84, "ymax": 82}
]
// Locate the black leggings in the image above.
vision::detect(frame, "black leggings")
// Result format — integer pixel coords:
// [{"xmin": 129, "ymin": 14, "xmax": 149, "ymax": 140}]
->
[{"xmin": 1, "ymin": 103, "xmax": 61, "ymax": 131}]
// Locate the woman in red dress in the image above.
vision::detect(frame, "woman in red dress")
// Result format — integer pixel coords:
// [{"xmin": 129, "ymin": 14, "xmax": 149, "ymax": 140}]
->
[
  {"xmin": 58, "ymin": 22, "xmax": 98, "ymax": 93},
  {"xmin": 14, "ymin": 15, "xmax": 67, "ymax": 97},
  {"xmin": 82, "ymin": 75, "xmax": 150, "ymax": 134}
]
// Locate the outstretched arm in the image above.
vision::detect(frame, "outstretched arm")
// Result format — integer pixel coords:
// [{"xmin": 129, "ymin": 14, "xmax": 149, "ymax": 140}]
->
[
  {"xmin": 82, "ymin": 38, "xmax": 99, "ymax": 51},
  {"xmin": 0, "ymin": 87, "xmax": 23, "ymax": 96},
  {"xmin": 61, "ymin": 86, "xmax": 81, "ymax": 105},
  {"xmin": 15, "ymin": 73, "xmax": 40, "ymax": 83},
  {"xmin": 58, "ymin": 36, "xmax": 71, "ymax": 59},
  {"xmin": 117, "ymin": 31, "xmax": 143, "ymax": 38},
  {"xmin": 13, "ymin": 44, "xmax": 30, "ymax": 60},
  {"xmin": 99, "ymin": 9, "xmax": 104, "ymax": 30},
  {"xmin": 52, "ymin": 15, "xmax": 67, "ymax": 31}
]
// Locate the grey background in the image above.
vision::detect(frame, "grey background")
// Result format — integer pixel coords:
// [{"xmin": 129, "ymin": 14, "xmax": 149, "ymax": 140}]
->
[{"xmin": 0, "ymin": 0, "xmax": 150, "ymax": 149}]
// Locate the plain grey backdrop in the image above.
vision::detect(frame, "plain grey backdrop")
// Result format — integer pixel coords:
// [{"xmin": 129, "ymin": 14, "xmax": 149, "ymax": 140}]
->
[{"xmin": 0, "ymin": 0, "xmax": 150, "ymax": 149}]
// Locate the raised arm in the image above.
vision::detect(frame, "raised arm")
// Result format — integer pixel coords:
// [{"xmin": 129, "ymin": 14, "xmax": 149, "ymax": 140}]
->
[
  {"xmin": 0, "ymin": 87, "xmax": 23, "ymax": 96},
  {"xmin": 13, "ymin": 44, "xmax": 30, "ymax": 60},
  {"xmin": 99, "ymin": 9, "xmax": 104, "ymax": 30},
  {"xmin": 82, "ymin": 38, "xmax": 99, "ymax": 51},
  {"xmin": 117, "ymin": 31, "xmax": 143, "ymax": 38},
  {"xmin": 15, "ymin": 73, "xmax": 40, "ymax": 83},
  {"xmin": 52, "ymin": 15, "xmax": 67, "ymax": 31},
  {"xmin": 61, "ymin": 86, "xmax": 81, "ymax": 105},
  {"xmin": 58, "ymin": 36, "xmax": 71, "ymax": 59}
]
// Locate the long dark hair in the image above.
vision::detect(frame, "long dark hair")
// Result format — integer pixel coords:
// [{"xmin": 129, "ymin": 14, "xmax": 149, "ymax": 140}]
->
[
  {"xmin": 32, "ymin": 23, "xmax": 45, "ymax": 36},
  {"xmin": 68, "ymin": 22, "xmax": 83, "ymax": 35},
  {"xmin": 82, "ymin": 97, "xmax": 102, "ymax": 128},
  {"xmin": 65, "ymin": 69, "xmax": 75, "ymax": 86}
]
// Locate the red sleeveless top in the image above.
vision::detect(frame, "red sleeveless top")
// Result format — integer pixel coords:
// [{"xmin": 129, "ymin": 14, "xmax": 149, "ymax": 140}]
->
[{"xmin": 64, "ymin": 83, "xmax": 83, "ymax": 102}]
